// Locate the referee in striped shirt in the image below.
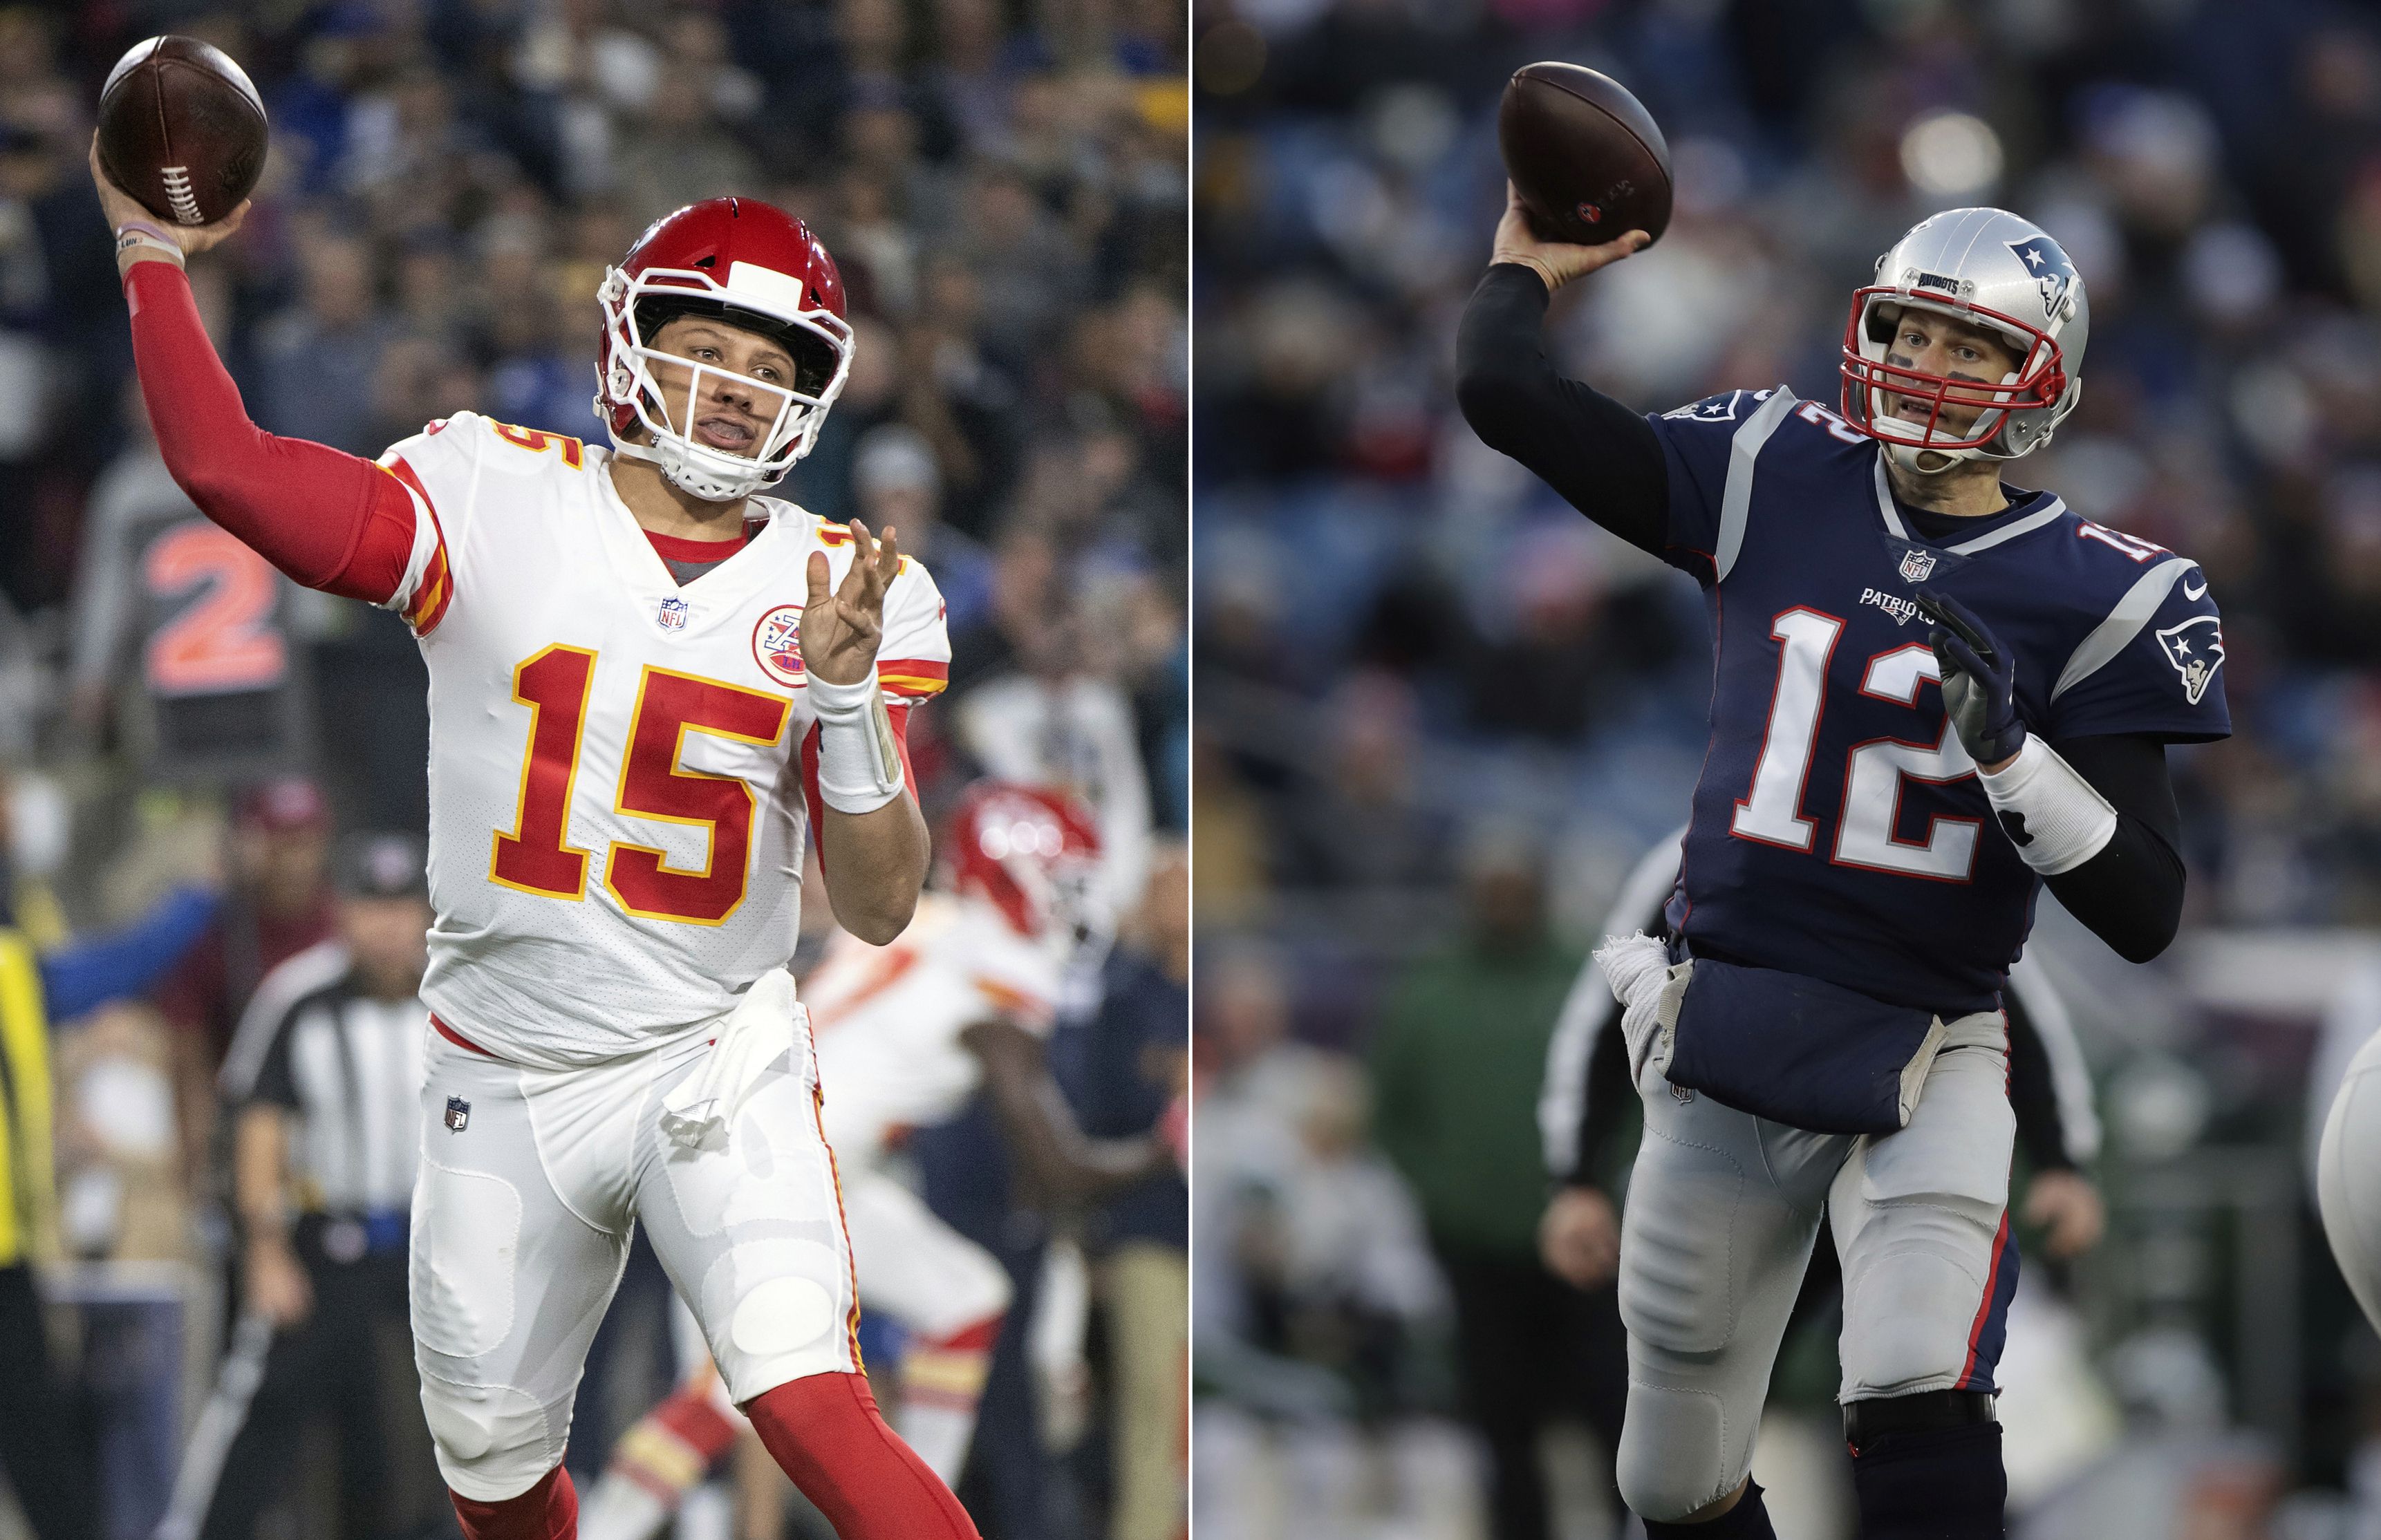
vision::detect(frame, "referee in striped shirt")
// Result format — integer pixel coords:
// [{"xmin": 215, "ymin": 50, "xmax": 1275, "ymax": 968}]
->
[{"xmin": 191, "ymin": 833, "xmax": 440, "ymax": 1540}]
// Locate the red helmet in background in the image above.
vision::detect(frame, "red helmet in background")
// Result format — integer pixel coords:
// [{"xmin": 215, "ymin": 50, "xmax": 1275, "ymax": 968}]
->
[
  {"xmin": 951, "ymin": 781, "xmax": 1110, "ymax": 953},
  {"xmin": 595, "ymin": 197, "xmax": 853, "ymax": 502}
]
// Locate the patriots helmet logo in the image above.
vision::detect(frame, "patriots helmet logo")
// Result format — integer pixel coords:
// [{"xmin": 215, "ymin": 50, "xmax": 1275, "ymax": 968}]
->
[
  {"xmin": 2006, "ymin": 235, "xmax": 2078, "ymax": 321},
  {"xmin": 2155, "ymin": 614, "xmax": 2224, "ymax": 705}
]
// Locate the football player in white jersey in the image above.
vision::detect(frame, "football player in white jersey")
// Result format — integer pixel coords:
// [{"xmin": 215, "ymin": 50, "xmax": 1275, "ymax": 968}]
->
[
  {"xmin": 575, "ymin": 782, "xmax": 1185, "ymax": 1540},
  {"xmin": 100, "ymin": 149, "xmax": 979, "ymax": 1540}
]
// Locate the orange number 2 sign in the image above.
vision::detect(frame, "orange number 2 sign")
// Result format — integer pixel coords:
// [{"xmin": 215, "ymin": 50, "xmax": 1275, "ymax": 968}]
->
[
  {"xmin": 143, "ymin": 523, "xmax": 288, "ymax": 697},
  {"xmin": 489, "ymin": 648, "xmax": 792, "ymax": 925}
]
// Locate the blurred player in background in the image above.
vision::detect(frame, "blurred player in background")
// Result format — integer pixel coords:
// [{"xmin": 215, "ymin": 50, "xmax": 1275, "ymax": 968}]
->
[
  {"xmin": 575, "ymin": 781, "xmax": 1182, "ymax": 1540},
  {"xmin": 1459, "ymin": 192, "xmax": 2225, "ymax": 1536},
  {"xmin": 178, "ymin": 834, "xmax": 441, "ymax": 1540},
  {"xmin": 100, "ymin": 138, "xmax": 974, "ymax": 1540}
]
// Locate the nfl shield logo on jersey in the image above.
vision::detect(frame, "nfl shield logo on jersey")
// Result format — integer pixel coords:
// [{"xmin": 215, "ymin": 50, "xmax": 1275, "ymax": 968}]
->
[
  {"xmin": 444, "ymin": 1095, "xmax": 470, "ymax": 1133},
  {"xmin": 657, "ymin": 596, "xmax": 690, "ymax": 630},
  {"xmin": 1899, "ymin": 548, "xmax": 1937, "ymax": 584},
  {"xmin": 2156, "ymin": 615, "xmax": 2225, "ymax": 705}
]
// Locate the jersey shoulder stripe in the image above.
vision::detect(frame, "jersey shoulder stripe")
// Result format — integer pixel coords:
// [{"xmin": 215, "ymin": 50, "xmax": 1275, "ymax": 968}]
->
[
  {"xmin": 879, "ymin": 658, "xmax": 948, "ymax": 697},
  {"xmin": 1717, "ymin": 387, "xmax": 1800, "ymax": 581},
  {"xmin": 378, "ymin": 457, "xmax": 454, "ymax": 635},
  {"xmin": 2048, "ymin": 554, "xmax": 2198, "ymax": 702}
]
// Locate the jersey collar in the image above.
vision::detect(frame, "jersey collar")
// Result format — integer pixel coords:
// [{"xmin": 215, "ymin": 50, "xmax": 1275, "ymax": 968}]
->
[
  {"xmin": 590, "ymin": 446, "xmax": 792, "ymax": 621},
  {"xmin": 1869, "ymin": 453, "xmax": 2067, "ymax": 556}
]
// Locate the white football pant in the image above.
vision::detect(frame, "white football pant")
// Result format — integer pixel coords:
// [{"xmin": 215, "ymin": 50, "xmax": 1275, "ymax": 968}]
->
[{"xmin": 409, "ymin": 1007, "xmax": 859, "ymax": 1502}]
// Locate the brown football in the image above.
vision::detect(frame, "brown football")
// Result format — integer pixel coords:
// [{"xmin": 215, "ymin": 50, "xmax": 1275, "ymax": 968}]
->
[
  {"xmin": 95, "ymin": 36, "xmax": 268, "ymax": 228},
  {"xmin": 1497, "ymin": 62, "xmax": 1672, "ymax": 248}
]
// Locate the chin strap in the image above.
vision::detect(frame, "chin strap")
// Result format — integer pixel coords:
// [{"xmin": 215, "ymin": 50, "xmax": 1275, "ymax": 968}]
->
[{"xmin": 608, "ymin": 433, "xmax": 777, "ymax": 503}]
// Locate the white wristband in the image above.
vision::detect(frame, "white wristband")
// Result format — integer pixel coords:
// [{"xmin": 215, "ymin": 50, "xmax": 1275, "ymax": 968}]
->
[
  {"xmin": 1975, "ymin": 737, "xmax": 2117, "ymax": 876},
  {"xmin": 115, "ymin": 220, "xmax": 185, "ymax": 267},
  {"xmin": 807, "ymin": 672, "xmax": 904, "ymax": 816}
]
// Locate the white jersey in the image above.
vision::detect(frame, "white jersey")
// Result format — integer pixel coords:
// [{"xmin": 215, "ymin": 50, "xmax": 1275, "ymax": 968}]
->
[
  {"xmin": 375, "ymin": 412, "xmax": 950, "ymax": 1069},
  {"xmin": 803, "ymin": 892, "xmax": 1063, "ymax": 1158}
]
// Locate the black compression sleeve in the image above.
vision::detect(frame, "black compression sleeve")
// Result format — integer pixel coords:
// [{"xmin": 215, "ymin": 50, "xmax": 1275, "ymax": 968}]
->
[
  {"xmin": 2039, "ymin": 733, "xmax": 2185, "ymax": 964},
  {"xmin": 1455, "ymin": 263, "xmax": 1671, "ymax": 561},
  {"xmin": 2001, "ymin": 989, "xmax": 2075, "ymax": 1172}
]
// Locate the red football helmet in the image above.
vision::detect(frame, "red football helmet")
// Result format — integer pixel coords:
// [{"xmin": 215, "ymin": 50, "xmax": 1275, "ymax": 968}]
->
[
  {"xmin": 951, "ymin": 781, "xmax": 1109, "ymax": 952},
  {"xmin": 596, "ymin": 197, "xmax": 854, "ymax": 501}
]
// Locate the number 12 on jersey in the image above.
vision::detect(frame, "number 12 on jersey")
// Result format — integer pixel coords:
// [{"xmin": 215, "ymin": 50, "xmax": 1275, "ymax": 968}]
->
[
  {"xmin": 491, "ymin": 645, "xmax": 792, "ymax": 924},
  {"xmin": 1731, "ymin": 609, "xmax": 1981, "ymax": 882}
]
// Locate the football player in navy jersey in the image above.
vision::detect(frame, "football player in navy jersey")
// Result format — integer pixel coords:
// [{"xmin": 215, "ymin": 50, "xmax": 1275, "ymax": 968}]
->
[{"xmin": 1456, "ymin": 189, "xmax": 2228, "ymax": 1540}]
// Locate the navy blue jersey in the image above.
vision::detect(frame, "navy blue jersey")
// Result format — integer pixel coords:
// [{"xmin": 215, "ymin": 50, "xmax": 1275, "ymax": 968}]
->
[{"xmin": 1650, "ymin": 387, "xmax": 2230, "ymax": 1015}]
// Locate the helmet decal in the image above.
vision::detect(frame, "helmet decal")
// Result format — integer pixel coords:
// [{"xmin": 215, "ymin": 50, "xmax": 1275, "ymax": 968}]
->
[{"xmin": 2005, "ymin": 234, "xmax": 2077, "ymax": 320}]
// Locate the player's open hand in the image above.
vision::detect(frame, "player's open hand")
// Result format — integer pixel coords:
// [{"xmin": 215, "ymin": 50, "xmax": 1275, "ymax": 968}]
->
[
  {"xmin": 1492, "ymin": 181, "xmax": 1647, "ymax": 294},
  {"xmin": 801, "ymin": 520, "xmax": 901, "ymax": 687},
  {"xmin": 1914, "ymin": 585, "xmax": 2026, "ymax": 773},
  {"xmin": 91, "ymin": 134, "xmax": 249, "ymax": 261}
]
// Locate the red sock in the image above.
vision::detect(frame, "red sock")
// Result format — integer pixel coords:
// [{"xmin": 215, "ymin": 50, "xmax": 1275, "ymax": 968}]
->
[
  {"xmin": 743, "ymin": 1371, "xmax": 981, "ymax": 1539},
  {"xmin": 451, "ymin": 1465, "xmax": 578, "ymax": 1540}
]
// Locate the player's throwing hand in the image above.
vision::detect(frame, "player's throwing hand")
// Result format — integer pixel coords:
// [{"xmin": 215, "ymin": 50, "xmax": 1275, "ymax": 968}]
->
[
  {"xmin": 801, "ymin": 520, "xmax": 902, "ymax": 686},
  {"xmin": 88, "ymin": 134, "xmax": 249, "ymax": 262},
  {"xmin": 1491, "ymin": 180, "xmax": 1648, "ymax": 295}
]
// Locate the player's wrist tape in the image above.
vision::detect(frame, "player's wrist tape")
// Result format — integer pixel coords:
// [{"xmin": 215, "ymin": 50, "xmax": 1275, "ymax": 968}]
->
[
  {"xmin": 1975, "ymin": 737, "xmax": 2117, "ymax": 876},
  {"xmin": 114, "ymin": 220, "xmax": 185, "ymax": 267},
  {"xmin": 807, "ymin": 672, "xmax": 904, "ymax": 815}
]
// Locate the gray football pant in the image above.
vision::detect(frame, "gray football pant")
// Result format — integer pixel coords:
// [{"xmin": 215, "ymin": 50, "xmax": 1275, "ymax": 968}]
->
[{"xmin": 1612, "ymin": 1008, "xmax": 2015, "ymax": 1521}]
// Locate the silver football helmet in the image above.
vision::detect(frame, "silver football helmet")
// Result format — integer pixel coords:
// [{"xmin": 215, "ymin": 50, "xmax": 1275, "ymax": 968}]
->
[{"xmin": 1840, "ymin": 207, "xmax": 2089, "ymax": 475}]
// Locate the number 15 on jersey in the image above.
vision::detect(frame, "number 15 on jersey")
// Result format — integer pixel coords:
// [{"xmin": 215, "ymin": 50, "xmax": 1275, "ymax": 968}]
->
[{"xmin": 490, "ymin": 644, "xmax": 793, "ymax": 926}]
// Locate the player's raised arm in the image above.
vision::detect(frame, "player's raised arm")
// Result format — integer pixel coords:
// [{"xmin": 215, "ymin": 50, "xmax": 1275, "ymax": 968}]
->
[
  {"xmin": 93, "ymin": 139, "xmax": 422, "ymax": 608},
  {"xmin": 1455, "ymin": 184, "xmax": 1671, "ymax": 559},
  {"xmin": 803, "ymin": 519, "xmax": 933, "ymax": 943}
]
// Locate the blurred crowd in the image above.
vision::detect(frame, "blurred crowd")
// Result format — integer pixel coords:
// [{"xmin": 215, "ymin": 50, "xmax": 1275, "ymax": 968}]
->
[
  {"xmin": 1193, "ymin": 0, "xmax": 2381, "ymax": 1536},
  {"xmin": 0, "ymin": 1, "xmax": 1184, "ymax": 1539}
]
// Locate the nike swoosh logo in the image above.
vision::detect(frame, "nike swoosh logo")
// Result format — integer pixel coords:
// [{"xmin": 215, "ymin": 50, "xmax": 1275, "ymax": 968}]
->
[{"xmin": 2183, "ymin": 575, "xmax": 2207, "ymax": 600}]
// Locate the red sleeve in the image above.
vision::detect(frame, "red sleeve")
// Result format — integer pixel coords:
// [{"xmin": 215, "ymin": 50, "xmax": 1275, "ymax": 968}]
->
[
  {"xmin": 801, "ymin": 704, "xmax": 918, "ymax": 861},
  {"xmin": 124, "ymin": 261, "xmax": 420, "ymax": 603}
]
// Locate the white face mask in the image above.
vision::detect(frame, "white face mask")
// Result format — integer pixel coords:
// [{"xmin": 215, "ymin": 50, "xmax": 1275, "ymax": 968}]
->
[{"xmin": 597, "ymin": 266, "xmax": 855, "ymax": 502}]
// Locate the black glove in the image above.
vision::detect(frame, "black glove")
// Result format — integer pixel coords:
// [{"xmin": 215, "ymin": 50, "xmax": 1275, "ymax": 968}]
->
[{"xmin": 1914, "ymin": 586, "xmax": 2027, "ymax": 767}]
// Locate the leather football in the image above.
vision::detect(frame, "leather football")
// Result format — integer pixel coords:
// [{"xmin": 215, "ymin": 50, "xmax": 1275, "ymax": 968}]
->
[
  {"xmin": 1498, "ymin": 63, "xmax": 1673, "ymax": 249},
  {"xmin": 96, "ymin": 36, "xmax": 268, "ymax": 228}
]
